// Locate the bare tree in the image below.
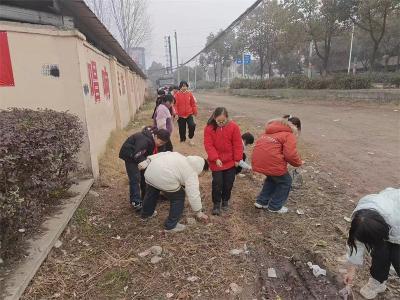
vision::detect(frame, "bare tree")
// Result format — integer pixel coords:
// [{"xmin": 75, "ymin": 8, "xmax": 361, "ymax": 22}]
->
[
  {"xmin": 85, "ymin": 0, "xmax": 110, "ymax": 28},
  {"xmin": 110, "ymin": 0, "xmax": 152, "ymax": 51}
]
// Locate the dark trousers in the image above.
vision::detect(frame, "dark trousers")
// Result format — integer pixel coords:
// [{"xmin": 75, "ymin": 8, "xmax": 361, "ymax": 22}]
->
[
  {"xmin": 177, "ymin": 115, "xmax": 196, "ymax": 142},
  {"xmin": 256, "ymin": 173, "xmax": 292, "ymax": 211},
  {"xmin": 212, "ymin": 167, "xmax": 236, "ymax": 205},
  {"xmin": 370, "ymin": 241, "xmax": 400, "ymax": 283},
  {"xmin": 125, "ymin": 161, "xmax": 146, "ymax": 204},
  {"xmin": 142, "ymin": 185, "xmax": 186, "ymax": 230}
]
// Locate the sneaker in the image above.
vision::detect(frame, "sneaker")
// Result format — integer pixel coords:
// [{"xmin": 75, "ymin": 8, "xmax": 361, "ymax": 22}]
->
[
  {"xmin": 189, "ymin": 139, "xmax": 195, "ymax": 146},
  {"xmin": 254, "ymin": 202, "xmax": 268, "ymax": 209},
  {"xmin": 141, "ymin": 210, "xmax": 158, "ymax": 221},
  {"xmin": 268, "ymin": 206, "xmax": 289, "ymax": 214},
  {"xmin": 131, "ymin": 201, "xmax": 142, "ymax": 210},
  {"xmin": 360, "ymin": 278, "xmax": 386, "ymax": 299},
  {"xmin": 212, "ymin": 204, "xmax": 221, "ymax": 216},
  {"xmin": 221, "ymin": 201, "xmax": 229, "ymax": 211},
  {"xmin": 165, "ymin": 223, "xmax": 186, "ymax": 233}
]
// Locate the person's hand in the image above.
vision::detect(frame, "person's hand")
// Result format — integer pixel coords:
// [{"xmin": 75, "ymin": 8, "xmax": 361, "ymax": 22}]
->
[
  {"xmin": 196, "ymin": 211, "xmax": 209, "ymax": 223},
  {"xmin": 138, "ymin": 159, "xmax": 150, "ymax": 170},
  {"xmin": 234, "ymin": 162, "xmax": 240, "ymax": 167},
  {"xmin": 301, "ymin": 160, "xmax": 305, "ymax": 165},
  {"xmin": 343, "ymin": 265, "xmax": 356, "ymax": 285},
  {"xmin": 216, "ymin": 159, "xmax": 223, "ymax": 167}
]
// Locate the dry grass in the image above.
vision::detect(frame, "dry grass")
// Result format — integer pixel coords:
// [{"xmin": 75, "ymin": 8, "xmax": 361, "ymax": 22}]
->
[{"xmin": 22, "ymin": 100, "xmax": 399, "ymax": 300}]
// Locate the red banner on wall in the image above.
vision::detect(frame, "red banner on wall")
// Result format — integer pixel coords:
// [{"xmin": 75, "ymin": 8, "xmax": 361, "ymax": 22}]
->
[
  {"xmin": 0, "ymin": 32, "xmax": 15, "ymax": 87},
  {"xmin": 102, "ymin": 67, "xmax": 110, "ymax": 99},
  {"xmin": 87, "ymin": 61, "xmax": 101, "ymax": 103}
]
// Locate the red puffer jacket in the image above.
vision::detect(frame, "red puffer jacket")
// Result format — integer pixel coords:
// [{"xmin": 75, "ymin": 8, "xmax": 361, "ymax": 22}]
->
[
  {"xmin": 252, "ymin": 119, "xmax": 302, "ymax": 176},
  {"xmin": 204, "ymin": 121, "xmax": 243, "ymax": 171},
  {"xmin": 174, "ymin": 91, "xmax": 198, "ymax": 118}
]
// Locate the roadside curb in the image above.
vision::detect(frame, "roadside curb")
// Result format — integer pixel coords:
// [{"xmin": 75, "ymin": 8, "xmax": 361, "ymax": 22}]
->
[{"xmin": 2, "ymin": 179, "xmax": 94, "ymax": 300}]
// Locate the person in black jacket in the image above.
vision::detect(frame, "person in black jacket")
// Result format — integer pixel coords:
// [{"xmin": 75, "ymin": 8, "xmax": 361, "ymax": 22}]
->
[{"xmin": 119, "ymin": 127, "xmax": 170, "ymax": 210}]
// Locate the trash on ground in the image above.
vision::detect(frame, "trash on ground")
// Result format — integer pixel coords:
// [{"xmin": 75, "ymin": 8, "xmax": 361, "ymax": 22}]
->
[
  {"xmin": 307, "ymin": 261, "xmax": 327, "ymax": 277},
  {"xmin": 187, "ymin": 276, "xmax": 200, "ymax": 282},
  {"xmin": 150, "ymin": 256, "xmax": 162, "ymax": 264},
  {"xmin": 296, "ymin": 209, "xmax": 305, "ymax": 215},
  {"xmin": 267, "ymin": 268, "xmax": 277, "ymax": 278},
  {"xmin": 149, "ymin": 245, "xmax": 163, "ymax": 256},
  {"xmin": 54, "ymin": 240, "xmax": 63, "ymax": 248},
  {"xmin": 18, "ymin": 228, "xmax": 26, "ymax": 233},
  {"xmin": 229, "ymin": 283, "xmax": 243, "ymax": 294},
  {"xmin": 123, "ymin": 285, "xmax": 128, "ymax": 292},
  {"xmin": 367, "ymin": 152, "xmax": 375, "ymax": 155},
  {"xmin": 229, "ymin": 249, "xmax": 244, "ymax": 256},
  {"xmin": 166, "ymin": 293, "xmax": 174, "ymax": 298},
  {"xmin": 339, "ymin": 285, "xmax": 354, "ymax": 300},
  {"xmin": 333, "ymin": 119, "xmax": 340, "ymax": 122},
  {"xmin": 187, "ymin": 217, "xmax": 196, "ymax": 225},
  {"xmin": 89, "ymin": 190, "xmax": 100, "ymax": 197},
  {"xmin": 344, "ymin": 216, "xmax": 351, "ymax": 223}
]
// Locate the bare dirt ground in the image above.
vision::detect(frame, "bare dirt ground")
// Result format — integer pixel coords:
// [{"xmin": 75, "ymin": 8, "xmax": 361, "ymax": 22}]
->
[{"xmin": 22, "ymin": 94, "xmax": 400, "ymax": 299}]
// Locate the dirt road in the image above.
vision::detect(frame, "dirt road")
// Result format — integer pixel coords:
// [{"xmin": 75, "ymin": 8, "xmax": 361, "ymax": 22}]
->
[{"xmin": 198, "ymin": 92, "xmax": 400, "ymax": 197}]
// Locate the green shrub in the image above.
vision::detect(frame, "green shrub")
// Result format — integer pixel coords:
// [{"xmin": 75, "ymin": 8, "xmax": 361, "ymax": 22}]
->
[
  {"xmin": 0, "ymin": 108, "xmax": 84, "ymax": 259},
  {"xmin": 287, "ymin": 75, "xmax": 309, "ymax": 89},
  {"xmin": 265, "ymin": 78, "xmax": 287, "ymax": 89},
  {"xmin": 195, "ymin": 80, "xmax": 220, "ymax": 89},
  {"xmin": 329, "ymin": 75, "xmax": 372, "ymax": 89}
]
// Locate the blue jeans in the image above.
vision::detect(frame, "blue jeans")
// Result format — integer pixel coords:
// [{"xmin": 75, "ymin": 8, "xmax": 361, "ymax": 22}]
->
[
  {"xmin": 256, "ymin": 173, "xmax": 292, "ymax": 211},
  {"xmin": 142, "ymin": 185, "xmax": 185, "ymax": 230}
]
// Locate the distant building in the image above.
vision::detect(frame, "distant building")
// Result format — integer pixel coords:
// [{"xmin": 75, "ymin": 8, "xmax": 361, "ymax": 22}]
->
[{"xmin": 128, "ymin": 47, "xmax": 146, "ymax": 72}]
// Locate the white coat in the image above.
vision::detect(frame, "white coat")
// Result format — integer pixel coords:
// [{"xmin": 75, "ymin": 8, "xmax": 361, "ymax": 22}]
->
[
  {"xmin": 347, "ymin": 187, "xmax": 400, "ymax": 265},
  {"xmin": 144, "ymin": 152, "xmax": 204, "ymax": 212}
]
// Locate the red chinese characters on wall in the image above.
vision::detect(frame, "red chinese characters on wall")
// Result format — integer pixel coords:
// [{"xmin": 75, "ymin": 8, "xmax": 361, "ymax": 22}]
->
[
  {"xmin": 87, "ymin": 61, "xmax": 100, "ymax": 103},
  {"xmin": 121, "ymin": 73, "xmax": 126, "ymax": 95},
  {"xmin": 102, "ymin": 67, "xmax": 110, "ymax": 100},
  {"xmin": 117, "ymin": 72, "xmax": 121, "ymax": 95},
  {"xmin": 0, "ymin": 32, "xmax": 15, "ymax": 87}
]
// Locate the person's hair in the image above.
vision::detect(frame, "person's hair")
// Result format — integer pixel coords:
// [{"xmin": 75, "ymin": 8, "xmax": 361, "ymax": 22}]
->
[
  {"xmin": 179, "ymin": 81, "xmax": 189, "ymax": 89},
  {"xmin": 242, "ymin": 132, "xmax": 254, "ymax": 145},
  {"xmin": 283, "ymin": 115, "xmax": 301, "ymax": 131},
  {"xmin": 157, "ymin": 89, "xmax": 166, "ymax": 96},
  {"xmin": 207, "ymin": 107, "xmax": 229, "ymax": 130},
  {"xmin": 154, "ymin": 128, "xmax": 170, "ymax": 142},
  {"xmin": 203, "ymin": 159, "xmax": 209, "ymax": 172},
  {"xmin": 347, "ymin": 209, "xmax": 390, "ymax": 255},
  {"xmin": 168, "ymin": 86, "xmax": 174, "ymax": 92},
  {"xmin": 162, "ymin": 94, "xmax": 174, "ymax": 104}
]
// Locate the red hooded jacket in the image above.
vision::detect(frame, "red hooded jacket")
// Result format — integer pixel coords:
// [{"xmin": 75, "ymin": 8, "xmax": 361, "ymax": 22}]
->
[
  {"xmin": 174, "ymin": 91, "xmax": 198, "ymax": 118},
  {"xmin": 204, "ymin": 121, "xmax": 243, "ymax": 171},
  {"xmin": 252, "ymin": 119, "xmax": 302, "ymax": 176}
]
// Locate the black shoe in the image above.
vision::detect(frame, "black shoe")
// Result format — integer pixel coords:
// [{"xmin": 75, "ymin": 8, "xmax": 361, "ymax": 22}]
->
[
  {"xmin": 212, "ymin": 204, "xmax": 221, "ymax": 216},
  {"xmin": 221, "ymin": 201, "xmax": 229, "ymax": 211}
]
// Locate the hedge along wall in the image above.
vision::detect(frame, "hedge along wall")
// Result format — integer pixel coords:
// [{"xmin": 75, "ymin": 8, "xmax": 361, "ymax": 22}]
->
[{"xmin": 0, "ymin": 21, "xmax": 147, "ymax": 178}]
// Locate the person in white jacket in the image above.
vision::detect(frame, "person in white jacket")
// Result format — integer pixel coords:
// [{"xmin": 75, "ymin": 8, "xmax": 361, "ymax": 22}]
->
[
  {"xmin": 140, "ymin": 152, "xmax": 209, "ymax": 232},
  {"xmin": 344, "ymin": 188, "xmax": 399, "ymax": 299}
]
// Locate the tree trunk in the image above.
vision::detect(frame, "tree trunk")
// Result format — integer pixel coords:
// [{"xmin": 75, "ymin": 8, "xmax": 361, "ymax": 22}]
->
[
  {"xmin": 213, "ymin": 63, "xmax": 218, "ymax": 82},
  {"xmin": 268, "ymin": 64, "xmax": 273, "ymax": 78},
  {"xmin": 370, "ymin": 42, "xmax": 380, "ymax": 72},
  {"xmin": 219, "ymin": 63, "xmax": 223, "ymax": 87}
]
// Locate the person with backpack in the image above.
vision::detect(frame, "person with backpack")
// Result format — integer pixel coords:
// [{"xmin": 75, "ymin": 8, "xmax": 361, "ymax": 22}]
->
[
  {"xmin": 153, "ymin": 94, "xmax": 174, "ymax": 152},
  {"xmin": 141, "ymin": 152, "xmax": 209, "ymax": 232},
  {"xmin": 119, "ymin": 127, "xmax": 170, "ymax": 210},
  {"xmin": 204, "ymin": 107, "xmax": 243, "ymax": 216},
  {"xmin": 174, "ymin": 81, "xmax": 198, "ymax": 145},
  {"xmin": 343, "ymin": 188, "xmax": 399, "ymax": 299},
  {"xmin": 252, "ymin": 115, "xmax": 303, "ymax": 213}
]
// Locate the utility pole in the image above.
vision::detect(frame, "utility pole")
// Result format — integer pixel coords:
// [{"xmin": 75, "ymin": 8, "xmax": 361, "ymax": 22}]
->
[
  {"xmin": 242, "ymin": 52, "xmax": 245, "ymax": 78},
  {"xmin": 194, "ymin": 60, "xmax": 197, "ymax": 90},
  {"xmin": 168, "ymin": 36, "xmax": 173, "ymax": 75},
  {"xmin": 308, "ymin": 41, "xmax": 313, "ymax": 78},
  {"xmin": 348, "ymin": 23, "xmax": 355, "ymax": 74},
  {"xmin": 174, "ymin": 31, "xmax": 180, "ymax": 83}
]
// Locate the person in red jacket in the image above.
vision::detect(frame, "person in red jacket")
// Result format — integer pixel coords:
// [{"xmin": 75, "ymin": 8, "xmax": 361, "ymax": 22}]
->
[
  {"xmin": 204, "ymin": 107, "xmax": 243, "ymax": 215},
  {"xmin": 252, "ymin": 115, "xmax": 303, "ymax": 213},
  {"xmin": 174, "ymin": 81, "xmax": 198, "ymax": 145}
]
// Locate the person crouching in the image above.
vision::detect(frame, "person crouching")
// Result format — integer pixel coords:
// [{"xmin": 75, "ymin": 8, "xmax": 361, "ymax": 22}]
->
[{"xmin": 141, "ymin": 152, "xmax": 209, "ymax": 232}]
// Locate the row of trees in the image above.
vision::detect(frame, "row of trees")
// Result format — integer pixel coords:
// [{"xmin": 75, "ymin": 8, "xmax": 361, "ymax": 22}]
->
[{"xmin": 199, "ymin": 0, "xmax": 399, "ymax": 81}]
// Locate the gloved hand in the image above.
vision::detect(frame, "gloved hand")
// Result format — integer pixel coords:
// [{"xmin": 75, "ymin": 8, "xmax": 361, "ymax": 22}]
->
[{"xmin": 138, "ymin": 159, "xmax": 150, "ymax": 170}]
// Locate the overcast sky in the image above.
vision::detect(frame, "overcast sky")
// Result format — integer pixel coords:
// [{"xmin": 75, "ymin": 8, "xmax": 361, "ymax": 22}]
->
[{"xmin": 145, "ymin": 0, "xmax": 255, "ymax": 68}]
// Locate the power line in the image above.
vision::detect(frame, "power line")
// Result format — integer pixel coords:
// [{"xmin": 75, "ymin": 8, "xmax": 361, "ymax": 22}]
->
[{"xmin": 147, "ymin": 0, "xmax": 263, "ymax": 74}]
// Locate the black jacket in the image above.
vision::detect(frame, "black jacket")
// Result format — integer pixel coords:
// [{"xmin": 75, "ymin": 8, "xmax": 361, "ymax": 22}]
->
[{"xmin": 119, "ymin": 127, "xmax": 156, "ymax": 163}]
